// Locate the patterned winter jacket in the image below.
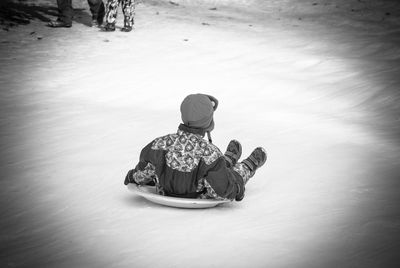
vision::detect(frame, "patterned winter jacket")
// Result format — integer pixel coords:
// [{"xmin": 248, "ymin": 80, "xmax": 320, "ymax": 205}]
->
[{"xmin": 129, "ymin": 124, "xmax": 244, "ymax": 200}]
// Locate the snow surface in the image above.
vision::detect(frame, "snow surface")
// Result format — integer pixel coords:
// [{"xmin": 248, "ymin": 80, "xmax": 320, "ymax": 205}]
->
[{"xmin": 1, "ymin": 0, "xmax": 400, "ymax": 267}]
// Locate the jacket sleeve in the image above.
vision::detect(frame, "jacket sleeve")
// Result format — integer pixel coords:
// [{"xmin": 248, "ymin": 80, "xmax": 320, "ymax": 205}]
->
[
  {"xmin": 126, "ymin": 141, "xmax": 165, "ymax": 186},
  {"xmin": 199, "ymin": 156, "xmax": 244, "ymax": 201}
]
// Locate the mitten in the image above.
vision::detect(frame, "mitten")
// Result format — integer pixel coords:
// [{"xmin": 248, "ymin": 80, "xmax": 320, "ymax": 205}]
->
[{"xmin": 124, "ymin": 169, "xmax": 135, "ymax": 185}]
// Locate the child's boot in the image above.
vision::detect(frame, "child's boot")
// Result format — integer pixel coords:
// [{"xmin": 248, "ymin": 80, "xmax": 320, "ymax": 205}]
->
[
  {"xmin": 103, "ymin": 23, "xmax": 115, "ymax": 31},
  {"xmin": 224, "ymin": 140, "xmax": 242, "ymax": 168},
  {"xmin": 122, "ymin": 14, "xmax": 134, "ymax": 32},
  {"xmin": 121, "ymin": 26, "xmax": 133, "ymax": 32},
  {"xmin": 242, "ymin": 147, "xmax": 267, "ymax": 177},
  {"xmin": 124, "ymin": 169, "xmax": 134, "ymax": 185}
]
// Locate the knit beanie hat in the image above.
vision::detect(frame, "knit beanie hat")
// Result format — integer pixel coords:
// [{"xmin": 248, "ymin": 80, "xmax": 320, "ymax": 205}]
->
[{"xmin": 180, "ymin": 93, "xmax": 218, "ymax": 132}]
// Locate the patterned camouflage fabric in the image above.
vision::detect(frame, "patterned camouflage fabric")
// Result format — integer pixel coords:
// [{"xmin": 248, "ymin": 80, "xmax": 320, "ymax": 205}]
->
[
  {"xmin": 105, "ymin": 0, "xmax": 135, "ymax": 27},
  {"xmin": 130, "ymin": 125, "xmax": 251, "ymax": 201}
]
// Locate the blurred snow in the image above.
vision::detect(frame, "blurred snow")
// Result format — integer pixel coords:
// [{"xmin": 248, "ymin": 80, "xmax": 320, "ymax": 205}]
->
[{"xmin": 0, "ymin": 0, "xmax": 399, "ymax": 267}]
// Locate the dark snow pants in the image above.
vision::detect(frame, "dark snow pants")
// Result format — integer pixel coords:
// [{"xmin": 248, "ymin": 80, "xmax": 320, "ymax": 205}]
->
[
  {"xmin": 105, "ymin": 0, "xmax": 136, "ymax": 27},
  {"xmin": 213, "ymin": 161, "xmax": 252, "ymax": 201},
  {"xmin": 56, "ymin": 0, "xmax": 105, "ymax": 24}
]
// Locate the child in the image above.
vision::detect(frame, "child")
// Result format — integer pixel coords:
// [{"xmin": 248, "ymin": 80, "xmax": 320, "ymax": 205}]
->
[
  {"xmin": 104, "ymin": 0, "xmax": 135, "ymax": 32},
  {"xmin": 124, "ymin": 93, "xmax": 267, "ymax": 201}
]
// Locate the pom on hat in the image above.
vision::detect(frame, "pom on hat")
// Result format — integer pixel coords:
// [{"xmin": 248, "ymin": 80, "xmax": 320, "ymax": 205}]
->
[{"xmin": 180, "ymin": 93, "xmax": 218, "ymax": 132}]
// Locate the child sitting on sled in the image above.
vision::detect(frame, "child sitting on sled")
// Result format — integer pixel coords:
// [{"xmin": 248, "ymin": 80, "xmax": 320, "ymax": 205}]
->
[{"xmin": 124, "ymin": 93, "xmax": 267, "ymax": 201}]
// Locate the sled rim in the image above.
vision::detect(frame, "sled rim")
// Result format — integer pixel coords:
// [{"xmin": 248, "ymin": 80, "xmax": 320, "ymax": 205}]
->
[{"xmin": 127, "ymin": 184, "xmax": 231, "ymax": 208}]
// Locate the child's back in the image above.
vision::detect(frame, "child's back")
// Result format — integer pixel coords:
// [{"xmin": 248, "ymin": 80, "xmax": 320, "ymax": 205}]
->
[{"xmin": 125, "ymin": 94, "xmax": 267, "ymax": 202}]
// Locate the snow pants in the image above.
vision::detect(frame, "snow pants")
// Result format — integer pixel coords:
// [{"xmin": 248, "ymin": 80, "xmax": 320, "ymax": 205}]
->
[
  {"xmin": 56, "ymin": 0, "xmax": 105, "ymax": 24},
  {"xmin": 105, "ymin": 0, "xmax": 136, "ymax": 27},
  {"xmin": 131, "ymin": 160, "xmax": 252, "ymax": 201},
  {"xmin": 200, "ymin": 161, "xmax": 252, "ymax": 201}
]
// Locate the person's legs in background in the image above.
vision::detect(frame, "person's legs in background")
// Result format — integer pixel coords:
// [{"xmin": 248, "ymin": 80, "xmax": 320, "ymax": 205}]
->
[
  {"xmin": 121, "ymin": 0, "xmax": 135, "ymax": 32},
  {"xmin": 48, "ymin": 0, "xmax": 73, "ymax": 27},
  {"xmin": 104, "ymin": 0, "xmax": 120, "ymax": 31},
  {"xmin": 88, "ymin": 0, "xmax": 105, "ymax": 27}
]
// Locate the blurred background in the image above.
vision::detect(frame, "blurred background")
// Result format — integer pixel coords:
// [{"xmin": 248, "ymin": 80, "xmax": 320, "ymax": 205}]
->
[{"xmin": 0, "ymin": 0, "xmax": 399, "ymax": 267}]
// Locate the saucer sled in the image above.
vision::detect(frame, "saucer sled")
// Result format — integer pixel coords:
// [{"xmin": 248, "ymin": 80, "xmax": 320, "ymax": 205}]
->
[{"xmin": 127, "ymin": 184, "xmax": 231, "ymax": 208}]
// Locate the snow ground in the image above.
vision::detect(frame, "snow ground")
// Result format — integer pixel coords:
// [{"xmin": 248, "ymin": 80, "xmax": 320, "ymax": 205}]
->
[{"xmin": 1, "ymin": 0, "xmax": 400, "ymax": 267}]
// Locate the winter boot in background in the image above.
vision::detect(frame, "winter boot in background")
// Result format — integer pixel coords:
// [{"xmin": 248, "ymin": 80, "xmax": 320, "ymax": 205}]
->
[
  {"xmin": 92, "ymin": 7, "xmax": 105, "ymax": 27},
  {"xmin": 242, "ymin": 147, "xmax": 267, "ymax": 177},
  {"xmin": 103, "ymin": 23, "xmax": 116, "ymax": 31},
  {"xmin": 121, "ymin": 26, "xmax": 133, "ymax": 32},
  {"xmin": 91, "ymin": 19, "xmax": 100, "ymax": 27},
  {"xmin": 224, "ymin": 140, "xmax": 242, "ymax": 168}
]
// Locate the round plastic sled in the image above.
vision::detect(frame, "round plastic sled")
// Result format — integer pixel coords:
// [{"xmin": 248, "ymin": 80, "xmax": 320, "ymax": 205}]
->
[{"xmin": 127, "ymin": 184, "xmax": 231, "ymax": 209}]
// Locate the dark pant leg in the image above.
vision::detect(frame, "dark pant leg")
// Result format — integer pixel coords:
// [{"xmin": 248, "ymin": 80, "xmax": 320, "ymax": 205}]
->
[
  {"xmin": 56, "ymin": 0, "xmax": 73, "ymax": 24},
  {"xmin": 87, "ymin": 0, "xmax": 105, "ymax": 20}
]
